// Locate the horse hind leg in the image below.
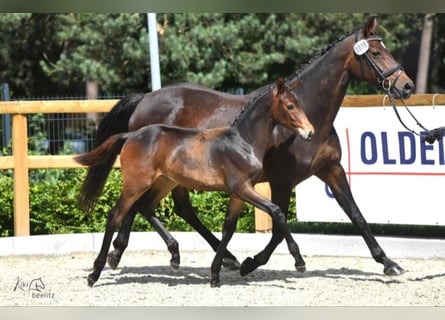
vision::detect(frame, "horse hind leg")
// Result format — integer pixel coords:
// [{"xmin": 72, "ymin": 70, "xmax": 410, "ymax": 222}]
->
[
  {"xmin": 88, "ymin": 207, "xmax": 119, "ymax": 286},
  {"xmin": 171, "ymin": 186, "xmax": 240, "ymax": 270},
  {"xmin": 107, "ymin": 191, "xmax": 170, "ymax": 269},
  {"xmin": 147, "ymin": 215, "xmax": 180, "ymax": 269},
  {"xmin": 210, "ymin": 197, "xmax": 244, "ymax": 287},
  {"xmin": 89, "ymin": 180, "xmax": 153, "ymax": 286},
  {"xmin": 107, "ymin": 206, "xmax": 137, "ymax": 270},
  {"xmin": 109, "ymin": 177, "xmax": 181, "ymax": 270},
  {"xmin": 320, "ymin": 164, "xmax": 404, "ymax": 275}
]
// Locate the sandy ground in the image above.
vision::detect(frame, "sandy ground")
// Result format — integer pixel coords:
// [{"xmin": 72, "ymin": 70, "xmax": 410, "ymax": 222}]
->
[{"xmin": 1, "ymin": 249, "xmax": 444, "ymax": 306}]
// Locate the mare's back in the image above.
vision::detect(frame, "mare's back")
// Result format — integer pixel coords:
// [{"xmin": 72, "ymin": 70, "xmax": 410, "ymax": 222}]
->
[{"xmin": 129, "ymin": 83, "xmax": 251, "ymax": 131}]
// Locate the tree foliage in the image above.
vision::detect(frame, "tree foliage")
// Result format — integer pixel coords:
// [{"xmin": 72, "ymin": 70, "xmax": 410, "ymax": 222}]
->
[{"xmin": 0, "ymin": 13, "xmax": 438, "ymax": 97}]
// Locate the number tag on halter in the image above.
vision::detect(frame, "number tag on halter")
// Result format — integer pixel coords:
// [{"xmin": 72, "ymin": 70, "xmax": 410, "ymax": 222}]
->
[{"xmin": 354, "ymin": 40, "xmax": 369, "ymax": 56}]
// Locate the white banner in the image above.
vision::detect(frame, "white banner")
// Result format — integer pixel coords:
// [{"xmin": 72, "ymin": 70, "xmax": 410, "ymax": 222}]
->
[{"xmin": 296, "ymin": 105, "xmax": 445, "ymax": 225}]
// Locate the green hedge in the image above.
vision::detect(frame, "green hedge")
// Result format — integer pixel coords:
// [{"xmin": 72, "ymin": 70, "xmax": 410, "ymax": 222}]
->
[
  {"xmin": 4, "ymin": 167, "xmax": 441, "ymax": 239},
  {"xmin": 0, "ymin": 168, "xmax": 267, "ymax": 236}
]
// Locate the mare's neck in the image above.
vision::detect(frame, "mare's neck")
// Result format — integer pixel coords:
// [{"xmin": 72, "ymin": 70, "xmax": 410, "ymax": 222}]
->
[
  {"xmin": 290, "ymin": 35, "xmax": 354, "ymax": 139},
  {"xmin": 231, "ymin": 91, "xmax": 276, "ymax": 156}
]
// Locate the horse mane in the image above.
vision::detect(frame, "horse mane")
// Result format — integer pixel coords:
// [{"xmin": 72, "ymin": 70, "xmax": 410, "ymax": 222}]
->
[
  {"xmin": 285, "ymin": 30, "xmax": 355, "ymax": 83},
  {"xmin": 231, "ymin": 29, "xmax": 357, "ymax": 127},
  {"xmin": 230, "ymin": 85, "xmax": 272, "ymax": 127}
]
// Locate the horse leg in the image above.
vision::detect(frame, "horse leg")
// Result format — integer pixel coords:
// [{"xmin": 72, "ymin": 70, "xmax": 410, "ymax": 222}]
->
[
  {"xmin": 239, "ymin": 184, "xmax": 305, "ymax": 274},
  {"xmin": 88, "ymin": 207, "xmax": 118, "ymax": 286},
  {"xmin": 107, "ymin": 205, "xmax": 137, "ymax": 270},
  {"xmin": 109, "ymin": 181, "xmax": 182, "ymax": 270},
  {"xmin": 145, "ymin": 214, "xmax": 180, "ymax": 269},
  {"xmin": 171, "ymin": 186, "xmax": 240, "ymax": 270},
  {"xmin": 210, "ymin": 197, "xmax": 244, "ymax": 287},
  {"xmin": 318, "ymin": 163, "xmax": 405, "ymax": 275},
  {"xmin": 240, "ymin": 182, "xmax": 297, "ymax": 276},
  {"xmin": 89, "ymin": 171, "xmax": 157, "ymax": 286}
]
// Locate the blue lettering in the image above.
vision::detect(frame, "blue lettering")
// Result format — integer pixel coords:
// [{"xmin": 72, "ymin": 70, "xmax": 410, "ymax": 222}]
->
[
  {"xmin": 420, "ymin": 132, "xmax": 435, "ymax": 165},
  {"xmin": 381, "ymin": 132, "xmax": 396, "ymax": 164},
  {"xmin": 361, "ymin": 132, "xmax": 377, "ymax": 164},
  {"xmin": 398, "ymin": 132, "xmax": 415, "ymax": 164},
  {"xmin": 438, "ymin": 135, "xmax": 445, "ymax": 165}
]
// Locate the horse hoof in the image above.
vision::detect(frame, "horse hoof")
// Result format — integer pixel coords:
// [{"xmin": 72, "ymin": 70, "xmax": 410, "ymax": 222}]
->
[
  {"xmin": 170, "ymin": 259, "xmax": 180, "ymax": 270},
  {"xmin": 222, "ymin": 257, "xmax": 241, "ymax": 271},
  {"xmin": 210, "ymin": 280, "xmax": 221, "ymax": 288},
  {"xmin": 107, "ymin": 252, "xmax": 121, "ymax": 270},
  {"xmin": 240, "ymin": 257, "xmax": 258, "ymax": 276},
  {"xmin": 87, "ymin": 274, "xmax": 97, "ymax": 287},
  {"xmin": 384, "ymin": 264, "xmax": 405, "ymax": 276},
  {"xmin": 295, "ymin": 264, "xmax": 306, "ymax": 273}
]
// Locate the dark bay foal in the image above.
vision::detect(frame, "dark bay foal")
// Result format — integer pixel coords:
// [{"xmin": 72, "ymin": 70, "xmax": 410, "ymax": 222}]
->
[{"xmin": 75, "ymin": 78, "xmax": 314, "ymax": 287}]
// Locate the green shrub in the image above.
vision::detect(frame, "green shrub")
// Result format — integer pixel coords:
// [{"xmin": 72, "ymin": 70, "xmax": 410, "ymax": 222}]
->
[
  {"xmin": 0, "ymin": 168, "xmax": 260, "ymax": 236},
  {"xmin": 0, "ymin": 170, "xmax": 14, "ymax": 237}
]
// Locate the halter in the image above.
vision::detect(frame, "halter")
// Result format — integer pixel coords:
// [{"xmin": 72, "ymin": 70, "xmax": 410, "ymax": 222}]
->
[
  {"xmin": 354, "ymin": 30, "xmax": 440, "ymax": 143},
  {"xmin": 354, "ymin": 30, "xmax": 403, "ymax": 95}
]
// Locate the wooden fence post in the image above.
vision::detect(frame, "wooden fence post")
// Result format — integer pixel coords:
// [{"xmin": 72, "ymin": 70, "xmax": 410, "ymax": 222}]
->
[
  {"xmin": 12, "ymin": 114, "xmax": 30, "ymax": 236},
  {"xmin": 254, "ymin": 182, "xmax": 273, "ymax": 233}
]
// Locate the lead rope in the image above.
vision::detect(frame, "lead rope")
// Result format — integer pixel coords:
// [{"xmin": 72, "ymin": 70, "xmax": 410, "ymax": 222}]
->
[{"xmin": 387, "ymin": 88, "xmax": 444, "ymax": 143}]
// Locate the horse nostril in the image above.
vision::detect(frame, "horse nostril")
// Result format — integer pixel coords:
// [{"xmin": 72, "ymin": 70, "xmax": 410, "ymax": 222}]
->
[
  {"xmin": 403, "ymin": 82, "xmax": 414, "ymax": 98},
  {"xmin": 405, "ymin": 82, "xmax": 414, "ymax": 91}
]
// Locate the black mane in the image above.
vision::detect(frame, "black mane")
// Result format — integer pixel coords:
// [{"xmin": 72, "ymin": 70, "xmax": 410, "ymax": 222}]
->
[
  {"xmin": 230, "ymin": 85, "xmax": 272, "ymax": 127},
  {"xmin": 286, "ymin": 30, "xmax": 355, "ymax": 83}
]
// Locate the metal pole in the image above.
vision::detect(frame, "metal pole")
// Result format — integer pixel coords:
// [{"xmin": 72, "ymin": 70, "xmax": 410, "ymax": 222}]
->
[
  {"xmin": 147, "ymin": 13, "xmax": 161, "ymax": 91},
  {"xmin": 1, "ymin": 83, "xmax": 11, "ymax": 153}
]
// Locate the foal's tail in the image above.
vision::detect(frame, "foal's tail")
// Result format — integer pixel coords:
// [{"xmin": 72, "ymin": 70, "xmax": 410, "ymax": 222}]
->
[
  {"xmin": 77, "ymin": 93, "xmax": 144, "ymax": 214},
  {"xmin": 75, "ymin": 133, "xmax": 128, "ymax": 168}
]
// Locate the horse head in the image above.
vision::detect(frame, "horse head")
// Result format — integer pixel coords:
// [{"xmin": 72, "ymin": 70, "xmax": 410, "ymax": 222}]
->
[
  {"xmin": 273, "ymin": 78, "xmax": 314, "ymax": 140},
  {"xmin": 349, "ymin": 16, "xmax": 414, "ymax": 99}
]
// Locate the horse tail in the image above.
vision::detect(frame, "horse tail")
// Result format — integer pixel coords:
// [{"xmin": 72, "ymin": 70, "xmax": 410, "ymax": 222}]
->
[
  {"xmin": 75, "ymin": 133, "xmax": 128, "ymax": 168},
  {"xmin": 77, "ymin": 93, "xmax": 144, "ymax": 214}
]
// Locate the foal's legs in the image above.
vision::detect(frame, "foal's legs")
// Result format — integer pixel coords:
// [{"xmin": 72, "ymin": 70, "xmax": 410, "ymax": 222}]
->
[
  {"xmin": 210, "ymin": 197, "xmax": 245, "ymax": 287},
  {"xmin": 88, "ymin": 192, "xmax": 142, "ymax": 287},
  {"xmin": 317, "ymin": 163, "xmax": 404, "ymax": 275},
  {"xmin": 240, "ymin": 181, "xmax": 299, "ymax": 276},
  {"xmin": 107, "ymin": 205, "xmax": 137, "ymax": 269},
  {"xmin": 171, "ymin": 186, "xmax": 240, "ymax": 269},
  {"xmin": 109, "ymin": 186, "xmax": 240, "ymax": 270},
  {"xmin": 211, "ymin": 185, "xmax": 305, "ymax": 287},
  {"xmin": 108, "ymin": 191, "xmax": 180, "ymax": 270}
]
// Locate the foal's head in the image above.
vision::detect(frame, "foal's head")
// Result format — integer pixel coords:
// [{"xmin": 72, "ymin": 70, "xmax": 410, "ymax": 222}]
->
[{"xmin": 272, "ymin": 78, "xmax": 314, "ymax": 141}]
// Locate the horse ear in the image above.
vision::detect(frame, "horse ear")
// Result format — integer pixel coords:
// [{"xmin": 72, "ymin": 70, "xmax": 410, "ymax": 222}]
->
[
  {"xmin": 276, "ymin": 78, "xmax": 285, "ymax": 96},
  {"xmin": 363, "ymin": 16, "xmax": 379, "ymax": 37}
]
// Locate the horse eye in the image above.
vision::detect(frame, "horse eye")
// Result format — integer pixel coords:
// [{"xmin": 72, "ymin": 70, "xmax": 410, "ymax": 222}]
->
[
  {"xmin": 371, "ymin": 50, "xmax": 381, "ymax": 57},
  {"xmin": 287, "ymin": 104, "xmax": 294, "ymax": 110}
]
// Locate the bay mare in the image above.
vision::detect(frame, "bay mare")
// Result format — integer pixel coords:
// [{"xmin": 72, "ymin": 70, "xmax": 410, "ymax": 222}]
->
[
  {"xmin": 78, "ymin": 16, "xmax": 414, "ymax": 278},
  {"xmin": 75, "ymin": 79, "xmax": 314, "ymax": 286}
]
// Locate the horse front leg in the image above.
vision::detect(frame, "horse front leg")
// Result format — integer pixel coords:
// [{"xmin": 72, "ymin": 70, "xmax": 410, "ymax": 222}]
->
[
  {"xmin": 318, "ymin": 163, "xmax": 405, "ymax": 275},
  {"xmin": 239, "ymin": 185, "xmax": 305, "ymax": 275},
  {"xmin": 240, "ymin": 182, "xmax": 301, "ymax": 276},
  {"xmin": 172, "ymin": 186, "xmax": 240, "ymax": 270}
]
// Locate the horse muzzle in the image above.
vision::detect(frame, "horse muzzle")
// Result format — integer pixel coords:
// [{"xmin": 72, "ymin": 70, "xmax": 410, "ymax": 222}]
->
[
  {"xmin": 381, "ymin": 69, "xmax": 415, "ymax": 100},
  {"xmin": 298, "ymin": 127, "xmax": 314, "ymax": 141},
  {"xmin": 388, "ymin": 79, "xmax": 414, "ymax": 100}
]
